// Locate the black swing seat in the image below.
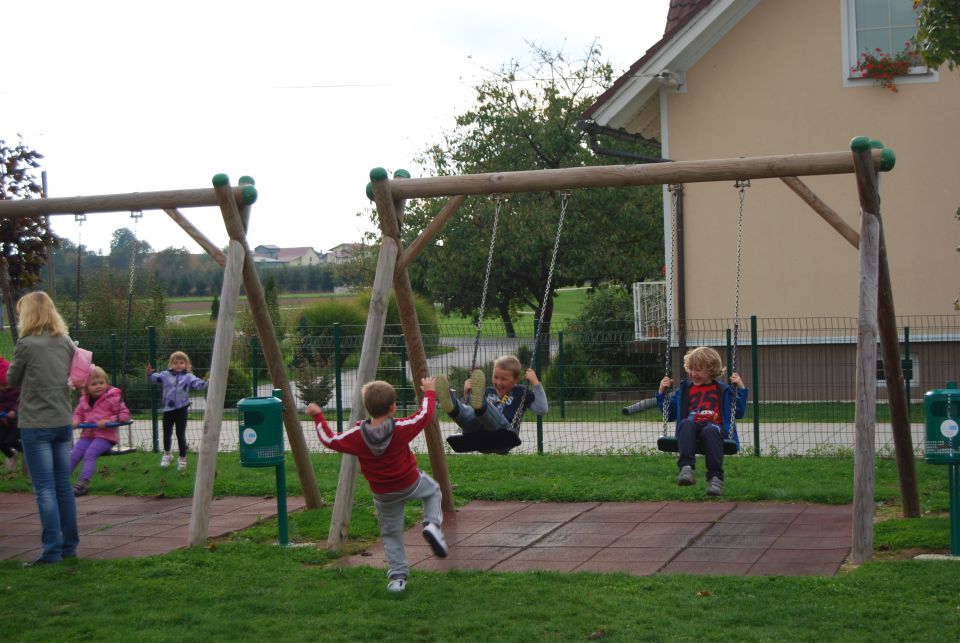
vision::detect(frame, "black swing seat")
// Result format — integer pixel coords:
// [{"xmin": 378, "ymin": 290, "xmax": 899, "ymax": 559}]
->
[
  {"xmin": 447, "ymin": 429, "xmax": 521, "ymax": 454},
  {"xmin": 657, "ymin": 435, "xmax": 739, "ymax": 456}
]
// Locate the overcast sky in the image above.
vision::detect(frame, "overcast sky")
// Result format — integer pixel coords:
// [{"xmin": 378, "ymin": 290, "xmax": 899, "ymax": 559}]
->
[{"xmin": 1, "ymin": 0, "xmax": 669, "ymax": 255}]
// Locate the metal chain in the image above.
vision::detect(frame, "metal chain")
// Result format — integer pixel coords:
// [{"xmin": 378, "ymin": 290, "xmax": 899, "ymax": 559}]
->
[
  {"xmin": 73, "ymin": 214, "xmax": 86, "ymax": 336},
  {"xmin": 511, "ymin": 191, "xmax": 570, "ymax": 434},
  {"xmin": 731, "ymin": 180, "xmax": 748, "ymax": 439},
  {"xmin": 662, "ymin": 184, "xmax": 681, "ymax": 436},
  {"xmin": 471, "ymin": 196, "xmax": 503, "ymax": 370}
]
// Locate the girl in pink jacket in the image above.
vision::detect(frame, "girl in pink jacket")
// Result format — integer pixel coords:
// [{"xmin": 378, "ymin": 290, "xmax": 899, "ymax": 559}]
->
[{"xmin": 70, "ymin": 366, "xmax": 131, "ymax": 497}]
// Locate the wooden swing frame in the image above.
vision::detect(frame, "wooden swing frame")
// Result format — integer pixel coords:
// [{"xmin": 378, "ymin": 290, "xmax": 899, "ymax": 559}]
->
[
  {"xmin": 0, "ymin": 180, "xmax": 325, "ymax": 549},
  {"xmin": 333, "ymin": 141, "xmax": 914, "ymax": 567}
]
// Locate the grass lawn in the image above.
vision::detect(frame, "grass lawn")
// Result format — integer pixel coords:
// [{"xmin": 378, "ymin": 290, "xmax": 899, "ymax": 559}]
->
[
  {"xmin": 1, "ymin": 452, "xmax": 957, "ymax": 640},
  {"xmin": 436, "ymin": 286, "xmax": 591, "ymax": 336}
]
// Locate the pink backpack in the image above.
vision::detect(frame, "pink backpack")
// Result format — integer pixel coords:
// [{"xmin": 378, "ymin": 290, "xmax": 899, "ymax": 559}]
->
[{"xmin": 68, "ymin": 346, "xmax": 94, "ymax": 389}]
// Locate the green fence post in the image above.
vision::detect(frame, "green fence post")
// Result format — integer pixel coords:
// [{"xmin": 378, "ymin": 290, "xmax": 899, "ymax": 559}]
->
[
  {"xmin": 250, "ymin": 335, "xmax": 260, "ymax": 397},
  {"xmin": 110, "ymin": 333, "xmax": 118, "ymax": 384},
  {"xmin": 148, "ymin": 326, "xmax": 159, "ymax": 453},
  {"xmin": 725, "ymin": 328, "xmax": 732, "ymax": 378},
  {"xmin": 399, "ymin": 344, "xmax": 409, "ymax": 414},
  {"xmin": 333, "ymin": 323, "xmax": 343, "ymax": 433},
  {"xmin": 535, "ymin": 318, "xmax": 543, "ymax": 454},
  {"xmin": 558, "ymin": 330, "xmax": 565, "ymax": 419},
  {"xmin": 903, "ymin": 326, "xmax": 911, "ymax": 422},
  {"xmin": 751, "ymin": 315, "xmax": 760, "ymax": 457}
]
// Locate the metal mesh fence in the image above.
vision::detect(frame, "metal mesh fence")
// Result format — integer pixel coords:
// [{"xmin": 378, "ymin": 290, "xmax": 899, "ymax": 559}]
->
[{"xmin": 65, "ymin": 315, "xmax": 960, "ymax": 458}]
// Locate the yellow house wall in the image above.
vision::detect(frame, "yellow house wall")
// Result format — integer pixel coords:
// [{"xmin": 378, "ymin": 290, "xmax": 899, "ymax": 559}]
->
[{"xmin": 666, "ymin": 0, "xmax": 959, "ymax": 319}]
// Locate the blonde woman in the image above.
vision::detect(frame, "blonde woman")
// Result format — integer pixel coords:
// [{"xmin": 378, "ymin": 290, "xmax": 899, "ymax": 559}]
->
[{"xmin": 7, "ymin": 291, "xmax": 79, "ymax": 565}]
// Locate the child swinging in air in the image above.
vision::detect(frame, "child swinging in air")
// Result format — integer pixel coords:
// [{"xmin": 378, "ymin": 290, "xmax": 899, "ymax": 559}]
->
[
  {"xmin": 657, "ymin": 346, "xmax": 748, "ymax": 497},
  {"xmin": 307, "ymin": 376, "xmax": 447, "ymax": 594},
  {"xmin": 436, "ymin": 355, "xmax": 548, "ymax": 449},
  {"xmin": 146, "ymin": 351, "xmax": 207, "ymax": 471},
  {"xmin": 70, "ymin": 366, "xmax": 131, "ymax": 496}
]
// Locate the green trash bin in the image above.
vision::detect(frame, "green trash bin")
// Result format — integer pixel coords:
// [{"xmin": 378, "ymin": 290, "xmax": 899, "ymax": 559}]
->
[
  {"xmin": 238, "ymin": 394, "xmax": 285, "ymax": 468},
  {"xmin": 924, "ymin": 382, "xmax": 960, "ymax": 465},
  {"xmin": 923, "ymin": 381, "xmax": 960, "ymax": 556}
]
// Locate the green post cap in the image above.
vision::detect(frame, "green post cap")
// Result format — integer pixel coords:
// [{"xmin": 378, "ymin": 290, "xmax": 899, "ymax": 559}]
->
[
  {"xmin": 880, "ymin": 148, "xmax": 896, "ymax": 172},
  {"xmin": 369, "ymin": 167, "xmax": 389, "ymax": 182},
  {"xmin": 239, "ymin": 175, "xmax": 255, "ymax": 186},
  {"xmin": 394, "ymin": 169, "xmax": 411, "ymax": 179},
  {"xmin": 365, "ymin": 182, "xmax": 375, "ymax": 201},
  {"xmin": 850, "ymin": 136, "xmax": 871, "ymax": 152},
  {"xmin": 212, "ymin": 173, "xmax": 230, "ymax": 187},
  {"xmin": 241, "ymin": 184, "xmax": 258, "ymax": 205},
  {"xmin": 869, "ymin": 139, "xmax": 883, "ymax": 149}
]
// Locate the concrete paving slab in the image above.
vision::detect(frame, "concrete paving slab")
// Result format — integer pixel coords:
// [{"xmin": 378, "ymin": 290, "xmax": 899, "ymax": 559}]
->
[{"xmin": 345, "ymin": 500, "xmax": 854, "ymax": 578}]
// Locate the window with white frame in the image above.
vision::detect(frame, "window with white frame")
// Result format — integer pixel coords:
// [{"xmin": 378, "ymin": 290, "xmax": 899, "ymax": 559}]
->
[{"xmin": 841, "ymin": 0, "xmax": 934, "ymax": 85}]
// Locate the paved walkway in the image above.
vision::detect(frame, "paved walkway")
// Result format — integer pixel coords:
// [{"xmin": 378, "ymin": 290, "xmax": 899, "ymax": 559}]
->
[
  {"xmin": 1, "ymin": 493, "xmax": 851, "ymax": 576},
  {"xmin": 344, "ymin": 500, "xmax": 853, "ymax": 576},
  {"xmin": 0, "ymin": 493, "xmax": 306, "ymax": 562}
]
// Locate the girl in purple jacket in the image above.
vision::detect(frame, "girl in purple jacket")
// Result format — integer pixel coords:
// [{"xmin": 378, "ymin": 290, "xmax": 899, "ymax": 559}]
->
[
  {"xmin": 70, "ymin": 366, "xmax": 131, "ymax": 496},
  {"xmin": 146, "ymin": 351, "xmax": 207, "ymax": 471}
]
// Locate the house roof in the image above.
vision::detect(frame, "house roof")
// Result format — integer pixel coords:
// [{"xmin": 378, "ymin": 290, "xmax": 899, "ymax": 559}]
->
[
  {"xmin": 275, "ymin": 246, "xmax": 317, "ymax": 262},
  {"xmin": 582, "ymin": 0, "xmax": 756, "ymax": 133}
]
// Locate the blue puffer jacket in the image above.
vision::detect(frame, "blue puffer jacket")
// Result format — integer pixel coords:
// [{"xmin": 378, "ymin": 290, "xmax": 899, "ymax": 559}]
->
[
  {"xmin": 656, "ymin": 378, "xmax": 749, "ymax": 448},
  {"xmin": 147, "ymin": 369, "xmax": 207, "ymax": 411}
]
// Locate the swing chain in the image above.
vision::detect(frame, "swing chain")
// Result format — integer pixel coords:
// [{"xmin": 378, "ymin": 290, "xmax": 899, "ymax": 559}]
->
[
  {"xmin": 511, "ymin": 190, "xmax": 570, "ymax": 434},
  {"xmin": 732, "ymin": 180, "xmax": 748, "ymax": 376},
  {"xmin": 730, "ymin": 180, "xmax": 749, "ymax": 440},
  {"xmin": 127, "ymin": 211, "xmax": 142, "ymax": 295},
  {"xmin": 662, "ymin": 184, "xmax": 682, "ymax": 436},
  {"xmin": 471, "ymin": 195, "xmax": 503, "ymax": 370}
]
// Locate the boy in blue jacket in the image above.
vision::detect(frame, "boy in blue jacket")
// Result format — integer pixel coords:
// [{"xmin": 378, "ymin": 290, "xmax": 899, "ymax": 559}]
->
[{"xmin": 657, "ymin": 346, "xmax": 748, "ymax": 497}]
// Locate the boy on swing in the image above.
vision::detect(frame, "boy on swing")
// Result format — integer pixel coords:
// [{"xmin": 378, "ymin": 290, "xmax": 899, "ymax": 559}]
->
[
  {"xmin": 436, "ymin": 355, "xmax": 548, "ymax": 448},
  {"xmin": 657, "ymin": 346, "xmax": 748, "ymax": 497}
]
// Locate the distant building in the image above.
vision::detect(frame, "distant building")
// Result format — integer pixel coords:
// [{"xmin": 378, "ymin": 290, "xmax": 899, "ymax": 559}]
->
[
  {"xmin": 324, "ymin": 243, "xmax": 364, "ymax": 264},
  {"xmin": 252, "ymin": 245, "xmax": 323, "ymax": 266}
]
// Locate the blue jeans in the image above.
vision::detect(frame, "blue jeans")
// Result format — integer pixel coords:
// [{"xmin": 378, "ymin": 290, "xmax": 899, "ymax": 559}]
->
[
  {"xmin": 20, "ymin": 427, "xmax": 80, "ymax": 561},
  {"xmin": 448, "ymin": 397, "xmax": 512, "ymax": 434}
]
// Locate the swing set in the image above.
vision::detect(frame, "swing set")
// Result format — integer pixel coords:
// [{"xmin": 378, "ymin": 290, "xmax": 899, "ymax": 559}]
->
[{"xmin": 332, "ymin": 139, "xmax": 915, "ymax": 568}]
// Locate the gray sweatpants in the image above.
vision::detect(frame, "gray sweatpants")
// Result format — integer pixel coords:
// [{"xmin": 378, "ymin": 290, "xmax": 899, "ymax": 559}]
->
[{"xmin": 373, "ymin": 470, "xmax": 443, "ymax": 580}]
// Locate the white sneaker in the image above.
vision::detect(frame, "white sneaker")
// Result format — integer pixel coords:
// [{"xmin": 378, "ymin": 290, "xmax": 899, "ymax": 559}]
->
[
  {"xmin": 5, "ymin": 454, "xmax": 16, "ymax": 472},
  {"xmin": 160, "ymin": 452, "xmax": 172, "ymax": 468},
  {"xmin": 422, "ymin": 522, "xmax": 448, "ymax": 558},
  {"xmin": 386, "ymin": 577, "xmax": 407, "ymax": 593},
  {"xmin": 177, "ymin": 456, "xmax": 187, "ymax": 472}
]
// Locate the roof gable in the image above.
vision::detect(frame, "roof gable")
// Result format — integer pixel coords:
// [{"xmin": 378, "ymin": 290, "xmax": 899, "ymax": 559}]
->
[{"xmin": 584, "ymin": 0, "xmax": 759, "ymax": 131}]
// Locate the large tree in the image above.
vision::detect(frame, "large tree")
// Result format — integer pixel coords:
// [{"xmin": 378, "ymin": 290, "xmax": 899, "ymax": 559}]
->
[
  {"xmin": 0, "ymin": 138, "xmax": 57, "ymax": 314},
  {"xmin": 913, "ymin": 0, "xmax": 960, "ymax": 70},
  {"xmin": 402, "ymin": 44, "xmax": 662, "ymax": 337}
]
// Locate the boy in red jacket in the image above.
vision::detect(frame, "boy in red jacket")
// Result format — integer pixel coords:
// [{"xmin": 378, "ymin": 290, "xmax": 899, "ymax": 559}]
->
[{"xmin": 307, "ymin": 376, "xmax": 447, "ymax": 593}]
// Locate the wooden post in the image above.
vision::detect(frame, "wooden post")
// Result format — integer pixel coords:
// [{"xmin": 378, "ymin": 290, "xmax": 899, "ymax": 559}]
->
[
  {"xmin": 851, "ymin": 137, "xmax": 881, "ymax": 565},
  {"xmin": 779, "ymin": 177, "xmax": 859, "ymax": 248},
  {"xmin": 782, "ymin": 172, "xmax": 919, "ymax": 518},
  {"xmin": 213, "ymin": 174, "xmax": 323, "ymax": 510},
  {"xmin": 386, "ymin": 150, "xmax": 888, "ymax": 200},
  {"xmin": 327, "ymin": 227, "xmax": 400, "ymax": 550},
  {"xmin": 398, "ymin": 195, "xmax": 467, "ymax": 270},
  {"xmin": 875, "ymin": 215, "xmax": 921, "ymax": 518},
  {"xmin": 189, "ymin": 240, "xmax": 244, "ymax": 545},
  {"xmin": 388, "ymin": 172, "xmax": 454, "ymax": 512},
  {"xmin": 163, "ymin": 208, "xmax": 227, "ymax": 267}
]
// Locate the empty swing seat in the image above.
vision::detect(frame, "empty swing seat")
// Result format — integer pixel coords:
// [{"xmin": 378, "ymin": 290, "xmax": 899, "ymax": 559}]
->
[
  {"xmin": 447, "ymin": 429, "xmax": 521, "ymax": 454},
  {"xmin": 656, "ymin": 435, "xmax": 739, "ymax": 456}
]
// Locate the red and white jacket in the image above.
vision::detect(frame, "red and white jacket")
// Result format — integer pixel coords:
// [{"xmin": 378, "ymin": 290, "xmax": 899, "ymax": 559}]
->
[
  {"xmin": 313, "ymin": 391, "xmax": 435, "ymax": 495},
  {"xmin": 72, "ymin": 386, "xmax": 131, "ymax": 444}
]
